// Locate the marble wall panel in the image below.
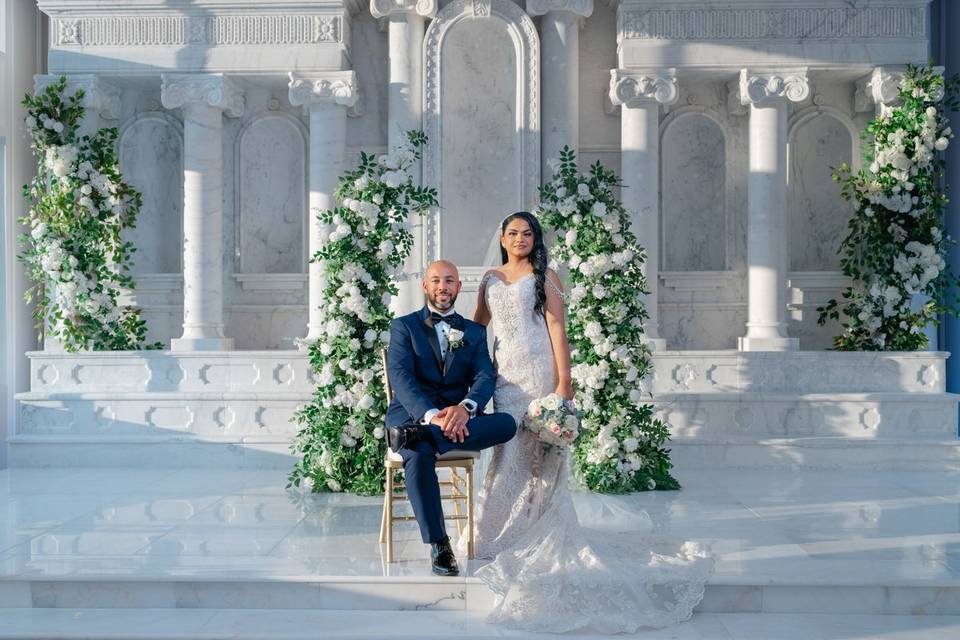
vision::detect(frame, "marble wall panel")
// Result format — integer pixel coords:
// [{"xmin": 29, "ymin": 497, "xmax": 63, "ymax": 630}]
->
[
  {"xmin": 118, "ymin": 112, "xmax": 183, "ymax": 274},
  {"xmin": 578, "ymin": 1, "xmax": 618, "ymax": 149},
  {"xmin": 236, "ymin": 113, "xmax": 307, "ymax": 274},
  {"xmin": 661, "ymin": 112, "xmax": 727, "ymax": 271},
  {"xmin": 439, "ymin": 17, "xmax": 521, "ymax": 266},
  {"xmin": 659, "ymin": 303, "xmax": 746, "ymax": 350},
  {"xmin": 347, "ymin": 11, "xmax": 388, "ymax": 150},
  {"xmin": 789, "ymin": 112, "xmax": 855, "ymax": 271}
]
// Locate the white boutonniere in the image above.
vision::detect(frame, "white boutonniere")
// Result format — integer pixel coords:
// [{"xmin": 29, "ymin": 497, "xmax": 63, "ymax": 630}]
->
[{"xmin": 444, "ymin": 327, "xmax": 466, "ymax": 351}]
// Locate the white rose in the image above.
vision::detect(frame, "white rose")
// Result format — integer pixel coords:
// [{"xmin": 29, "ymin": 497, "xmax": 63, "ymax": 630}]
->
[
  {"xmin": 577, "ymin": 183, "xmax": 590, "ymax": 198},
  {"xmin": 373, "ymin": 427, "xmax": 385, "ymax": 439},
  {"xmin": 935, "ymin": 137, "xmax": 949, "ymax": 151},
  {"xmin": 565, "ymin": 230, "xmax": 577, "ymax": 245},
  {"xmin": 543, "ymin": 393, "xmax": 562, "ymax": 411},
  {"xmin": 592, "ymin": 202, "xmax": 607, "ymax": 218}
]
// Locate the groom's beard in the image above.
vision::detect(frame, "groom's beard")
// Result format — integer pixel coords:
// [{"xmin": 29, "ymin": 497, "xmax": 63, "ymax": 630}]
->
[{"xmin": 426, "ymin": 292, "xmax": 458, "ymax": 312}]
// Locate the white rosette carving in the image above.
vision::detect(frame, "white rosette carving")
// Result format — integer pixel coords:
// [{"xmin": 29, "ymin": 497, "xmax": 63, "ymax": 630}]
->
[
  {"xmin": 738, "ymin": 70, "xmax": 810, "ymax": 106},
  {"xmin": 287, "ymin": 71, "xmax": 360, "ymax": 116},
  {"xmin": 160, "ymin": 74, "xmax": 245, "ymax": 118},
  {"xmin": 608, "ymin": 69, "xmax": 678, "ymax": 108}
]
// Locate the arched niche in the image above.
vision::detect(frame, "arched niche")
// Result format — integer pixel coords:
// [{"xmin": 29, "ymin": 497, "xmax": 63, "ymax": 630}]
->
[
  {"xmin": 235, "ymin": 112, "xmax": 308, "ymax": 274},
  {"xmin": 422, "ymin": 0, "xmax": 540, "ymax": 266},
  {"xmin": 788, "ymin": 108, "xmax": 857, "ymax": 271},
  {"xmin": 660, "ymin": 109, "xmax": 728, "ymax": 271},
  {"xmin": 118, "ymin": 112, "xmax": 183, "ymax": 274}
]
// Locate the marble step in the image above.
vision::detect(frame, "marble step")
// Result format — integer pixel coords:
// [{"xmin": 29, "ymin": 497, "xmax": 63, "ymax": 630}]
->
[
  {"xmin": 0, "ymin": 610, "xmax": 958, "ymax": 640},
  {"xmin": 26, "ymin": 350, "xmax": 951, "ymax": 396},
  {"xmin": 15, "ymin": 392, "xmax": 959, "ymax": 440},
  {"xmin": 671, "ymin": 436, "xmax": 960, "ymax": 471},
  {"xmin": 0, "ymin": 575, "xmax": 959, "ymax": 616}
]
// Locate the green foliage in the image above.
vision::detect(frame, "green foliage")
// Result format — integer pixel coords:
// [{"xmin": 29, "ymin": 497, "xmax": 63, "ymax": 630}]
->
[
  {"xmin": 819, "ymin": 64, "xmax": 960, "ymax": 350},
  {"xmin": 19, "ymin": 76, "xmax": 158, "ymax": 351},
  {"xmin": 537, "ymin": 147, "xmax": 678, "ymax": 493},
  {"xmin": 288, "ymin": 130, "xmax": 438, "ymax": 495}
]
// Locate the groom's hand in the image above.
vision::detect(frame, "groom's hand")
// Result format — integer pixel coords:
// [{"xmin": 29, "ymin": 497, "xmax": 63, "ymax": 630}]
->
[{"xmin": 438, "ymin": 405, "xmax": 470, "ymax": 443}]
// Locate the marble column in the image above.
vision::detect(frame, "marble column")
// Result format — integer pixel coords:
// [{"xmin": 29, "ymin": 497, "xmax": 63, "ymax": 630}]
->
[
  {"xmin": 371, "ymin": 0, "xmax": 436, "ymax": 315},
  {"xmin": 161, "ymin": 74, "xmax": 244, "ymax": 351},
  {"xmin": 737, "ymin": 69, "xmax": 808, "ymax": 352},
  {"xmin": 528, "ymin": 0, "xmax": 593, "ymax": 181},
  {"xmin": 289, "ymin": 72, "xmax": 360, "ymax": 345},
  {"xmin": 608, "ymin": 69, "xmax": 677, "ymax": 350},
  {"xmin": 33, "ymin": 75, "xmax": 121, "ymax": 351}
]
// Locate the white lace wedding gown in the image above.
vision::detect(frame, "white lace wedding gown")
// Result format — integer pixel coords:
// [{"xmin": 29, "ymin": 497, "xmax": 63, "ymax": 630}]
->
[{"xmin": 470, "ymin": 273, "xmax": 714, "ymax": 634}]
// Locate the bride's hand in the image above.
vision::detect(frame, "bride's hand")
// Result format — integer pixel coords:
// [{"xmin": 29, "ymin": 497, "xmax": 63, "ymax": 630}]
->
[{"xmin": 555, "ymin": 380, "xmax": 574, "ymax": 401}]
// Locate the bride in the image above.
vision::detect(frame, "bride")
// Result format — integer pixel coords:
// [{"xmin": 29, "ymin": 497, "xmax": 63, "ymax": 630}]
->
[{"xmin": 468, "ymin": 211, "xmax": 714, "ymax": 634}]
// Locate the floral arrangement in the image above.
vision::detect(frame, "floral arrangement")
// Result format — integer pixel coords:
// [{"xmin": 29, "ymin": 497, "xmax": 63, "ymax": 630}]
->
[
  {"xmin": 522, "ymin": 393, "xmax": 580, "ymax": 448},
  {"xmin": 19, "ymin": 76, "xmax": 154, "ymax": 351},
  {"xmin": 536, "ymin": 147, "xmax": 678, "ymax": 492},
  {"xmin": 289, "ymin": 130, "xmax": 438, "ymax": 495},
  {"xmin": 819, "ymin": 64, "xmax": 960, "ymax": 350}
]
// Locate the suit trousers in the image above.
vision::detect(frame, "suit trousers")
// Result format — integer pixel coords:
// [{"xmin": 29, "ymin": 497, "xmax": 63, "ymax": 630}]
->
[{"xmin": 399, "ymin": 412, "xmax": 517, "ymax": 543}]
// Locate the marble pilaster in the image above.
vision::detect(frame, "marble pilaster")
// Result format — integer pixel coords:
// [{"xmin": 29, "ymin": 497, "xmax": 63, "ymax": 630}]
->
[
  {"xmin": 371, "ymin": 0, "xmax": 436, "ymax": 315},
  {"xmin": 528, "ymin": 0, "xmax": 593, "ymax": 182},
  {"xmin": 288, "ymin": 71, "xmax": 360, "ymax": 344},
  {"xmin": 161, "ymin": 73, "xmax": 244, "ymax": 351},
  {"xmin": 737, "ymin": 69, "xmax": 808, "ymax": 352},
  {"xmin": 608, "ymin": 69, "xmax": 677, "ymax": 349}
]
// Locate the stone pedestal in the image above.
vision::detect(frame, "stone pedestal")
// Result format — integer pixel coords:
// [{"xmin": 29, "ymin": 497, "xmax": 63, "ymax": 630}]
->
[
  {"xmin": 609, "ymin": 69, "xmax": 677, "ymax": 349},
  {"xmin": 289, "ymin": 72, "xmax": 360, "ymax": 345},
  {"xmin": 737, "ymin": 70, "xmax": 808, "ymax": 352},
  {"xmin": 161, "ymin": 74, "xmax": 244, "ymax": 351}
]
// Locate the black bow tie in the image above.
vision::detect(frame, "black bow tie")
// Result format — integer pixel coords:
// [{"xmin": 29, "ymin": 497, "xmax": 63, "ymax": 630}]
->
[{"xmin": 429, "ymin": 311, "xmax": 463, "ymax": 329}]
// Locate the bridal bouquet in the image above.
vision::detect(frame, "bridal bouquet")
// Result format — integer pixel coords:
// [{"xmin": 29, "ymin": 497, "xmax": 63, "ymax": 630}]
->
[{"xmin": 523, "ymin": 394, "xmax": 580, "ymax": 448}]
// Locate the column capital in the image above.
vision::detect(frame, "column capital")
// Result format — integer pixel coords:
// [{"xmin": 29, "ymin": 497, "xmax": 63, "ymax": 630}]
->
[
  {"xmin": 854, "ymin": 66, "xmax": 907, "ymax": 113},
  {"xmin": 288, "ymin": 71, "xmax": 361, "ymax": 116},
  {"xmin": 526, "ymin": 0, "xmax": 593, "ymax": 18},
  {"xmin": 160, "ymin": 73, "xmax": 244, "ymax": 117},
  {"xmin": 738, "ymin": 69, "xmax": 810, "ymax": 106},
  {"xmin": 370, "ymin": 0, "xmax": 437, "ymax": 19},
  {"xmin": 608, "ymin": 69, "xmax": 678, "ymax": 109},
  {"xmin": 34, "ymin": 74, "xmax": 121, "ymax": 120}
]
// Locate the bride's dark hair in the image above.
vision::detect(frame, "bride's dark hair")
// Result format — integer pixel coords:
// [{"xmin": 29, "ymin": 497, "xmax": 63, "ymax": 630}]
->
[{"xmin": 499, "ymin": 211, "xmax": 547, "ymax": 317}]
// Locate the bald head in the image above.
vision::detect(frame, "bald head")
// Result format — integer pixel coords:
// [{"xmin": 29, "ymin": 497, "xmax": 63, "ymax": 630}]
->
[{"xmin": 423, "ymin": 260, "xmax": 461, "ymax": 312}]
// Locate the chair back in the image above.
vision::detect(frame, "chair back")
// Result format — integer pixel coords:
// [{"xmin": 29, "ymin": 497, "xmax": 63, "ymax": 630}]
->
[{"xmin": 381, "ymin": 348, "xmax": 393, "ymax": 405}]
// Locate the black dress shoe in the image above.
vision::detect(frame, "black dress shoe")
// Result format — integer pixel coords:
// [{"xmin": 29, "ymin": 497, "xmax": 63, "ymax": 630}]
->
[
  {"xmin": 387, "ymin": 424, "xmax": 431, "ymax": 453},
  {"xmin": 430, "ymin": 536, "xmax": 459, "ymax": 576}
]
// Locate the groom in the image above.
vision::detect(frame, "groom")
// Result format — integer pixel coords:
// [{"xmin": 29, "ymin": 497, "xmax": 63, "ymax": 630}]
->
[{"xmin": 386, "ymin": 260, "xmax": 517, "ymax": 576}]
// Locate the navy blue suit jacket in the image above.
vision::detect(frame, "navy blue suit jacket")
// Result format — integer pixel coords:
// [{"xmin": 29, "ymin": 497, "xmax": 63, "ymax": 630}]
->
[{"xmin": 385, "ymin": 306, "xmax": 496, "ymax": 429}]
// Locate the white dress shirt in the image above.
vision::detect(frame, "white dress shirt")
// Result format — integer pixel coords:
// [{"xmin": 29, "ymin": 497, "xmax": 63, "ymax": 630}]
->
[{"xmin": 421, "ymin": 305, "xmax": 476, "ymax": 425}]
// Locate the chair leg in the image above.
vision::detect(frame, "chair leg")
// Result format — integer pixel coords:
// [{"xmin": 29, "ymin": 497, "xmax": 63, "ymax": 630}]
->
[
  {"xmin": 385, "ymin": 469, "xmax": 395, "ymax": 563},
  {"xmin": 466, "ymin": 463, "xmax": 475, "ymax": 560},
  {"xmin": 451, "ymin": 468, "xmax": 464, "ymax": 535},
  {"xmin": 379, "ymin": 473, "xmax": 389, "ymax": 544}
]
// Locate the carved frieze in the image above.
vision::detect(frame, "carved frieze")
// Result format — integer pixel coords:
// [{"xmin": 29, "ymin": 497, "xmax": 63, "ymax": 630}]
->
[
  {"xmin": 288, "ymin": 71, "xmax": 360, "ymax": 115},
  {"xmin": 620, "ymin": 5, "xmax": 926, "ymax": 41},
  {"xmin": 52, "ymin": 14, "xmax": 344, "ymax": 47},
  {"xmin": 370, "ymin": 0, "xmax": 438, "ymax": 19},
  {"xmin": 526, "ymin": 0, "xmax": 593, "ymax": 18}
]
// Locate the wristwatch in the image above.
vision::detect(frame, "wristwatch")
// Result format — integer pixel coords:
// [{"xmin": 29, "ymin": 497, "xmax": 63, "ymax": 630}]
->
[{"xmin": 459, "ymin": 398, "xmax": 478, "ymax": 417}]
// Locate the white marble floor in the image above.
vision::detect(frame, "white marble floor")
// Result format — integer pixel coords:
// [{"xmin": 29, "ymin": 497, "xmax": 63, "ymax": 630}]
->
[
  {"xmin": 0, "ymin": 467, "xmax": 957, "ymax": 584},
  {"xmin": 0, "ymin": 466, "xmax": 958, "ymax": 636}
]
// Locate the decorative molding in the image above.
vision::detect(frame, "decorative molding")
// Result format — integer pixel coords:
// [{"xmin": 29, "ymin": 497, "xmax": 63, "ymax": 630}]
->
[
  {"xmin": 51, "ymin": 14, "xmax": 344, "ymax": 47},
  {"xmin": 620, "ymin": 6, "xmax": 927, "ymax": 41},
  {"xmin": 660, "ymin": 271, "xmax": 739, "ymax": 293},
  {"xmin": 526, "ymin": 0, "xmax": 593, "ymax": 18},
  {"xmin": 608, "ymin": 68, "xmax": 678, "ymax": 108},
  {"xmin": 234, "ymin": 274, "xmax": 308, "ymax": 291},
  {"xmin": 288, "ymin": 71, "xmax": 360, "ymax": 116},
  {"xmin": 422, "ymin": 0, "xmax": 540, "ymax": 263},
  {"xmin": 738, "ymin": 69, "xmax": 810, "ymax": 106},
  {"xmin": 370, "ymin": 0, "xmax": 438, "ymax": 19},
  {"xmin": 160, "ymin": 73, "xmax": 245, "ymax": 117},
  {"xmin": 34, "ymin": 74, "xmax": 121, "ymax": 120}
]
